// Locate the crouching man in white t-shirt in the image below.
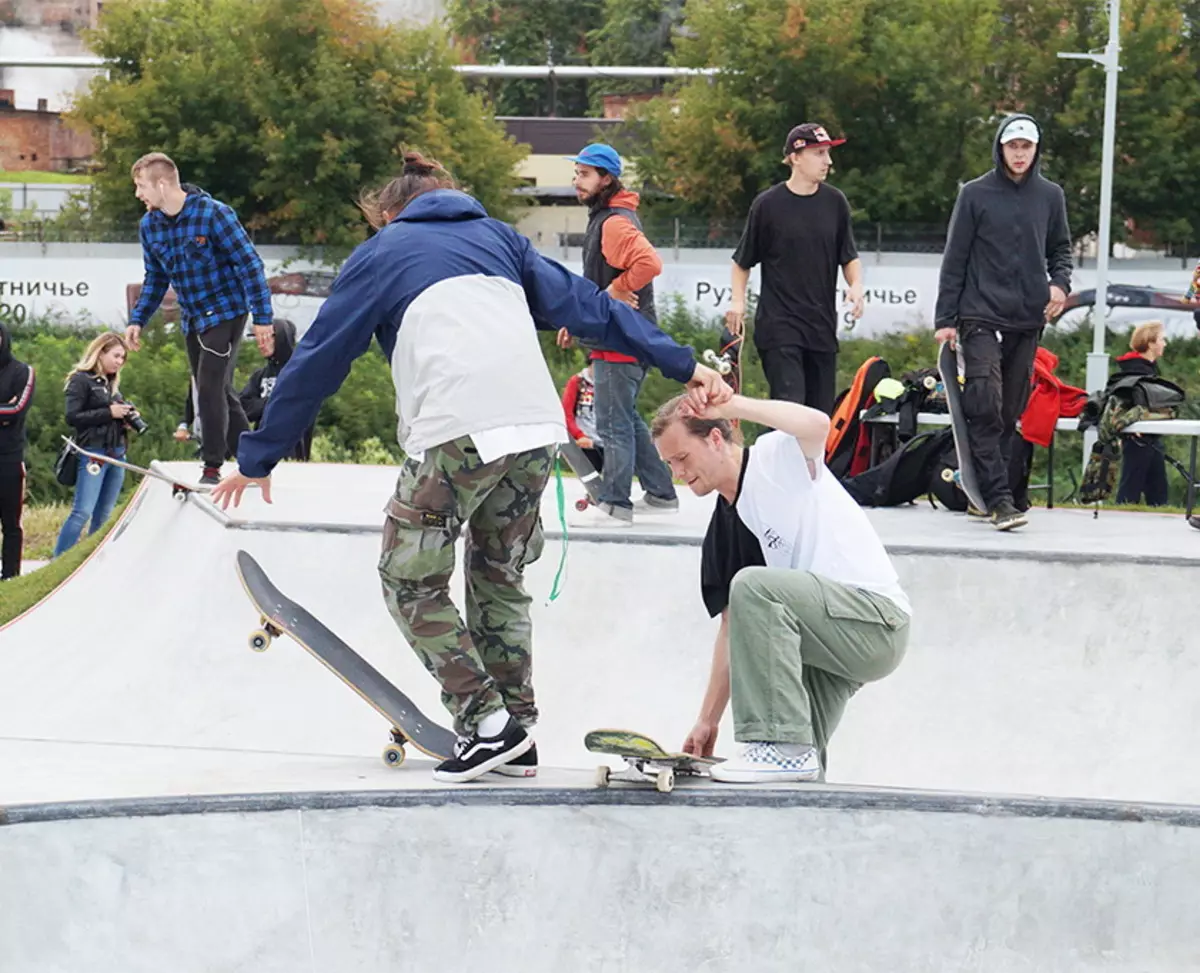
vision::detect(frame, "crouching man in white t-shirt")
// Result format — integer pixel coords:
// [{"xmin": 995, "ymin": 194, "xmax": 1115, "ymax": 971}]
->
[{"xmin": 651, "ymin": 392, "xmax": 911, "ymax": 783}]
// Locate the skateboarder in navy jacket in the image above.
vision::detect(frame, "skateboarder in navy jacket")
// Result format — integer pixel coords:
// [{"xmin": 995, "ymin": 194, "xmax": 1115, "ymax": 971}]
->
[
  {"xmin": 212, "ymin": 152, "xmax": 731, "ymax": 783},
  {"xmin": 934, "ymin": 114, "xmax": 1073, "ymax": 531}
]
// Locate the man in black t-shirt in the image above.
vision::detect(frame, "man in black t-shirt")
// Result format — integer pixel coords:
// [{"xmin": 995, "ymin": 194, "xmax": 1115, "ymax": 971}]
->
[{"xmin": 728, "ymin": 123, "xmax": 864, "ymax": 414}]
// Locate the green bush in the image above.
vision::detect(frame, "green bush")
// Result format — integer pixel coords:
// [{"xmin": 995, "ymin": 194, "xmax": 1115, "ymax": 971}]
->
[{"xmin": 9, "ymin": 305, "xmax": 1200, "ymax": 509}]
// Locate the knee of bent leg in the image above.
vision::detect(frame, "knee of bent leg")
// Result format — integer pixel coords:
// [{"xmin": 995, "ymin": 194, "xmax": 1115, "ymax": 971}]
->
[{"xmin": 728, "ymin": 566, "xmax": 773, "ymax": 611}]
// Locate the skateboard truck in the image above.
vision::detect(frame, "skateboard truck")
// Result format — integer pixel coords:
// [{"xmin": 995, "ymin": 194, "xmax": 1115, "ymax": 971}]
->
[
  {"xmin": 596, "ymin": 759, "xmax": 678, "ymax": 794},
  {"xmin": 702, "ymin": 348, "xmax": 733, "ymax": 376},
  {"xmin": 248, "ymin": 618, "xmax": 284, "ymax": 652}
]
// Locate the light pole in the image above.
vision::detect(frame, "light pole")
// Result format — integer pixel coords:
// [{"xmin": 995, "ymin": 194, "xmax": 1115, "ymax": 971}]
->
[{"xmin": 1059, "ymin": 0, "xmax": 1122, "ymax": 463}]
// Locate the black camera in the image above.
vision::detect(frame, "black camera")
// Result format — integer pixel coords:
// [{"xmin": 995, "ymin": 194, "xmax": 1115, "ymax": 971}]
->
[{"xmin": 124, "ymin": 404, "xmax": 149, "ymax": 435}]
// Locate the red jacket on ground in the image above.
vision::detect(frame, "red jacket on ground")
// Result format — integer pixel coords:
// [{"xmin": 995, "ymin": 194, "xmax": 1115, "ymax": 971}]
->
[{"xmin": 1020, "ymin": 347, "xmax": 1087, "ymax": 447}]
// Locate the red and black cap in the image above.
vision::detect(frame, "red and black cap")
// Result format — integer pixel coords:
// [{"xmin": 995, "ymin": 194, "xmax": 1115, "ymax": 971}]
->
[{"xmin": 783, "ymin": 122, "xmax": 847, "ymax": 155}]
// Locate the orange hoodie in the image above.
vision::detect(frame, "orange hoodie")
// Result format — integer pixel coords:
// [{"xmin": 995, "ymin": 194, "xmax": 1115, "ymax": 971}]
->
[{"xmin": 591, "ymin": 189, "xmax": 663, "ymax": 365}]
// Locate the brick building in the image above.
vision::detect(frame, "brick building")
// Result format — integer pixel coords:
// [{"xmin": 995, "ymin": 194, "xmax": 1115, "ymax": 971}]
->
[{"xmin": 0, "ymin": 90, "xmax": 94, "ymax": 171}]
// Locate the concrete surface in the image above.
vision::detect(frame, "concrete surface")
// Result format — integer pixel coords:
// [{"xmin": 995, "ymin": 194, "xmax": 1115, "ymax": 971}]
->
[
  {"xmin": 0, "ymin": 461, "xmax": 1197, "ymax": 969},
  {"xmin": 3, "ymin": 786, "xmax": 1199, "ymax": 973},
  {"xmin": 0, "ymin": 462, "xmax": 1196, "ymax": 806}
]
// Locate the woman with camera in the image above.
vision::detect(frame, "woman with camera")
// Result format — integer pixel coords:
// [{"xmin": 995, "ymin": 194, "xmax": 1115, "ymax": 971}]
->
[{"xmin": 54, "ymin": 333, "xmax": 140, "ymax": 556}]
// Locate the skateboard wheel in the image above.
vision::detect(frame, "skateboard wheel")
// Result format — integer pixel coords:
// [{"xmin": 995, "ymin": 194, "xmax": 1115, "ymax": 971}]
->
[
  {"xmin": 594, "ymin": 765, "xmax": 611, "ymax": 788},
  {"xmin": 248, "ymin": 630, "xmax": 271, "ymax": 652},
  {"xmin": 656, "ymin": 768, "xmax": 675, "ymax": 794},
  {"xmin": 382, "ymin": 744, "xmax": 406, "ymax": 769},
  {"xmin": 172, "ymin": 487, "xmax": 188, "ymax": 502},
  {"xmin": 575, "ymin": 498, "xmax": 591, "ymax": 511},
  {"xmin": 940, "ymin": 468, "xmax": 955, "ymax": 483},
  {"xmin": 923, "ymin": 375, "xmax": 937, "ymax": 390},
  {"xmin": 86, "ymin": 462, "xmax": 101, "ymax": 476}
]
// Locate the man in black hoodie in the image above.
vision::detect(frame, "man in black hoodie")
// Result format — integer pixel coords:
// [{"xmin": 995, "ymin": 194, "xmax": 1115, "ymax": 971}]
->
[
  {"xmin": 934, "ymin": 114, "xmax": 1073, "ymax": 530},
  {"xmin": 0, "ymin": 324, "xmax": 35, "ymax": 579},
  {"xmin": 238, "ymin": 318, "xmax": 313, "ymax": 461}
]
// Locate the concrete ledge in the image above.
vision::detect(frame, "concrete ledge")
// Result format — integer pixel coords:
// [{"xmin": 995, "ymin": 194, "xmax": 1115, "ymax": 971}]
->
[{"xmin": 6, "ymin": 780, "xmax": 1200, "ymax": 828}]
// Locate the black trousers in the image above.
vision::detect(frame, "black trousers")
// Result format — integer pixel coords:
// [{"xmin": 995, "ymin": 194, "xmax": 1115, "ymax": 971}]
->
[
  {"xmin": 958, "ymin": 321, "xmax": 1040, "ymax": 510},
  {"xmin": 1116, "ymin": 435, "xmax": 1168, "ymax": 506},
  {"xmin": 0, "ymin": 462, "xmax": 24, "ymax": 580},
  {"xmin": 186, "ymin": 316, "xmax": 251, "ymax": 468},
  {"xmin": 760, "ymin": 346, "xmax": 838, "ymax": 415}
]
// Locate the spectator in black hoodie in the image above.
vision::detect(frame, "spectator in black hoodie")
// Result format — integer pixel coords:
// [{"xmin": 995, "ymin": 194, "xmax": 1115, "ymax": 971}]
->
[
  {"xmin": 1114, "ymin": 321, "xmax": 1168, "ymax": 506},
  {"xmin": 238, "ymin": 318, "xmax": 313, "ymax": 461},
  {"xmin": 934, "ymin": 114, "xmax": 1073, "ymax": 531},
  {"xmin": 0, "ymin": 324, "xmax": 35, "ymax": 579}
]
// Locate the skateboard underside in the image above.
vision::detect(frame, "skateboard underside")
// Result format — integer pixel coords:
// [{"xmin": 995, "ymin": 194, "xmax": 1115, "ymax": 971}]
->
[{"xmin": 236, "ymin": 550, "xmax": 456, "ymax": 768}]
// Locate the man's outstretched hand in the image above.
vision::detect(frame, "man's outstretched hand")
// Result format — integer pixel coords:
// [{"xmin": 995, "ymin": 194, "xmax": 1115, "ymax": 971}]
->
[{"xmin": 211, "ymin": 470, "xmax": 272, "ymax": 509}]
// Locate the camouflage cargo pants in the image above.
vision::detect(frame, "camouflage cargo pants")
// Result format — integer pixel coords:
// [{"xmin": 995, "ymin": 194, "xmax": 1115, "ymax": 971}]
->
[{"xmin": 378, "ymin": 436, "xmax": 554, "ymax": 736}]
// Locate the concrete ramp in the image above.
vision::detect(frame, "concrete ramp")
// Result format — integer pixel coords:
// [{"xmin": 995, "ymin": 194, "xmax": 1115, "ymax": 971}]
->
[
  {"xmin": 1, "ymin": 463, "xmax": 1199, "ymax": 805},
  {"xmin": 1, "ymin": 785, "xmax": 1197, "ymax": 973}
]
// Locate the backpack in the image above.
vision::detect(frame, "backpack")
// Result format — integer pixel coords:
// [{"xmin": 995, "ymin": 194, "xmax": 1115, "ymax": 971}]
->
[
  {"xmin": 826, "ymin": 356, "xmax": 891, "ymax": 479},
  {"xmin": 842, "ymin": 428, "xmax": 958, "ymax": 508},
  {"xmin": 1078, "ymin": 373, "xmax": 1183, "ymax": 504}
]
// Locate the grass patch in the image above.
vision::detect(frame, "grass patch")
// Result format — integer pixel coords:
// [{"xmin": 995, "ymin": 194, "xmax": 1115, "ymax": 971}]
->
[
  {"xmin": 24, "ymin": 503, "xmax": 71, "ymax": 560},
  {"xmin": 0, "ymin": 498, "xmax": 128, "ymax": 626},
  {"xmin": 0, "ymin": 170, "xmax": 91, "ymax": 184}
]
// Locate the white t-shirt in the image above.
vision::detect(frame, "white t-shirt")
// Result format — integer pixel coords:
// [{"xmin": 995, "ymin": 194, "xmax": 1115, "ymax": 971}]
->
[{"xmin": 706, "ymin": 431, "xmax": 910, "ymax": 616}]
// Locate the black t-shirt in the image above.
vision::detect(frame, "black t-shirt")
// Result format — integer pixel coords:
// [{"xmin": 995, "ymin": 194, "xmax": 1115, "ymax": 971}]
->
[
  {"xmin": 732, "ymin": 182, "xmax": 858, "ymax": 354},
  {"xmin": 700, "ymin": 450, "xmax": 765, "ymax": 617}
]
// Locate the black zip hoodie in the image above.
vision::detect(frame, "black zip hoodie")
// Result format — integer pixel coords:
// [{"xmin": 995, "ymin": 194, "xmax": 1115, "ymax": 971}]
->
[
  {"xmin": 935, "ymin": 114, "xmax": 1074, "ymax": 331},
  {"xmin": 0, "ymin": 324, "xmax": 35, "ymax": 463}
]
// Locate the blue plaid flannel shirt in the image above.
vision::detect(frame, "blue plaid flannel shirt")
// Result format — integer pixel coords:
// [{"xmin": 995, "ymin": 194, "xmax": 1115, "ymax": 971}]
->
[{"xmin": 130, "ymin": 191, "xmax": 273, "ymax": 334}]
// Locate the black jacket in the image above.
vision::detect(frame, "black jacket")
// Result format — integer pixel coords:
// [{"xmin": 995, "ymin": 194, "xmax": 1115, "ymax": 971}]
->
[
  {"xmin": 238, "ymin": 319, "xmax": 313, "ymax": 460},
  {"xmin": 0, "ymin": 324, "xmax": 35, "ymax": 464},
  {"xmin": 935, "ymin": 114, "xmax": 1073, "ymax": 331},
  {"xmin": 238, "ymin": 319, "xmax": 298, "ymax": 425},
  {"xmin": 64, "ymin": 371, "xmax": 128, "ymax": 451}
]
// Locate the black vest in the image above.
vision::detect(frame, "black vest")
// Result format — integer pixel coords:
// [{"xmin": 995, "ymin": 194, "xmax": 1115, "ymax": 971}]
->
[{"xmin": 582, "ymin": 206, "xmax": 658, "ymax": 326}]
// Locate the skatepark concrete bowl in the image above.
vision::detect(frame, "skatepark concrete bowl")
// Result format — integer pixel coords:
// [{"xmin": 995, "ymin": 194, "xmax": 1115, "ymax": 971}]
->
[{"xmin": 1, "ymin": 461, "xmax": 1198, "ymax": 970}]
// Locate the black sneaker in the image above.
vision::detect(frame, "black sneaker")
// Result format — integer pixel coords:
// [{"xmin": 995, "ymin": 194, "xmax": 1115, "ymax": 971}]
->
[
  {"xmin": 991, "ymin": 500, "xmax": 1028, "ymax": 531},
  {"xmin": 199, "ymin": 465, "xmax": 222, "ymax": 485},
  {"xmin": 490, "ymin": 742, "xmax": 538, "ymax": 778},
  {"xmin": 433, "ymin": 716, "xmax": 533, "ymax": 783}
]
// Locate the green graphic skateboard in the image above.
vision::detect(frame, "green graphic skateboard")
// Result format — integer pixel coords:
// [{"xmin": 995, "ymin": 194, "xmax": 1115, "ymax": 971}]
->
[{"xmin": 584, "ymin": 728, "xmax": 722, "ymax": 793}]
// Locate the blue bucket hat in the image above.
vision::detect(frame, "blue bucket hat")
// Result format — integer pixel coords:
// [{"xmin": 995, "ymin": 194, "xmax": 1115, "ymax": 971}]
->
[{"xmin": 566, "ymin": 143, "xmax": 623, "ymax": 178}]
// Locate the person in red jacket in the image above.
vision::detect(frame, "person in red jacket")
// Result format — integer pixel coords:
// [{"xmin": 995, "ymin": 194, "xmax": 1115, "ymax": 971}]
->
[{"xmin": 561, "ymin": 364, "xmax": 603, "ymax": 471}]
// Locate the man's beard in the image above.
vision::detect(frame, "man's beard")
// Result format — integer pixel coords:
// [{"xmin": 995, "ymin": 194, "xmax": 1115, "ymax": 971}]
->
[{"xmin": 578, "ymin": 189, "xmax": 602, "ymax": 209}]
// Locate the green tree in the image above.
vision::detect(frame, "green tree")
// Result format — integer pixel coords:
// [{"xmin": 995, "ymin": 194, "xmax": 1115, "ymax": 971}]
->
[
  {"xmin": 71, "ymin": 0, "xmax": 525, "ymax": 251},
  {"xmin": 446, "ymin": 0, "xmax": 606, "ymax": 116}
]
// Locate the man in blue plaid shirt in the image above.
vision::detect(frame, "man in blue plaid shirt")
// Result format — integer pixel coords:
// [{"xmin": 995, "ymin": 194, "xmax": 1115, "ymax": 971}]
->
[{"xmin": 126, "ymin": 152, "xmax": 274, "ymax": 484}]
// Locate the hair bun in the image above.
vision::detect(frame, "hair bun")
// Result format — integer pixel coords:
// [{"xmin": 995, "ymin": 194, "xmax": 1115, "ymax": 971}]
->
[{"xmin": 401, "ymin": 153, "xmax": 436, "ymax": 177}]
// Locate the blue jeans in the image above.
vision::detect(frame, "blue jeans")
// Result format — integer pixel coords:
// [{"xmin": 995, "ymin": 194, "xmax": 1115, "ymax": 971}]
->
[
  {"xmin": 592, "ymin": 359, "xmax": 677, "ymax": 509},
  {"xmin": 54, "ymin": 448, "xmax": 126, "ymax": 556}
]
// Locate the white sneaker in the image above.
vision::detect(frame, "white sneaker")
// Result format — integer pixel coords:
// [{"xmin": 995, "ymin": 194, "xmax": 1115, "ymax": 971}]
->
[
  {"xmin": 568, "ymin": 503, "xmax": 633, "ymax": 529},
  {"xmin": 633, "ymin": 493, "xmax": 680, "ymax": 514},
  {"xmin": 710, "ymin": 742, "xmax": 822, "ymax": 783}
]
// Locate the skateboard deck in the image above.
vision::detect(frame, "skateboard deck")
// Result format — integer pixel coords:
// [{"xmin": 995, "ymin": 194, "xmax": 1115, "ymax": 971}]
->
[
  {"xmin": 63, "ymin": 437, "xmax": 212, "ymax": 499},
  {"xmin": 937, "ymin": 341, "xmax": 988, "ymax": 514},
  {"xmin": 585, "ymin": 728, "xmax": 721, "ymax": 793},
  {"xmin": 235, "ymin": 549, "xmax": 456, "ymax": 767},
  {"xmin": 559, "ymin": 438, "xmax": 604, "ymax": 512}
]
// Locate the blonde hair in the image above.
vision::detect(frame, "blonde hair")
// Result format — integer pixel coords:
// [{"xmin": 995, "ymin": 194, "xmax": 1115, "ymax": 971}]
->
[
  {"xmin": 650, "ymin": 393, "xmax": 739, "ymax": 444},
  {"xmin": 131, "ymin": 152, "xmax": 179, "ymax": 183},
  {"xmin": 1130, "ymin": 320, "xmax": 1164, "ymax": 355},
  {"xmin": 65, "ymin": 333, "xmax": 128, "ymax": 391}
]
